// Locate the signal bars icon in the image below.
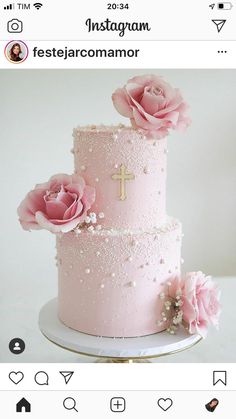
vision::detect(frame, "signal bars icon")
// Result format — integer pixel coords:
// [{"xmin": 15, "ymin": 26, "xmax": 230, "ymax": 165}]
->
[{"xmin": 4, "ymin": 3, "xmax": 14, "ymax": 9}]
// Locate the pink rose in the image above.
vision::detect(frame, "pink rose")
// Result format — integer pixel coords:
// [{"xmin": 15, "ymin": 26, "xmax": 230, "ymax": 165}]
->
[
  {"xmin": 17, "ymin": 174, "xmax": 96, "ymax": 233},
  {"xmin": 112, "ymin": 74, "xmax": 191, "ymax": 139},
  {"xmin": 168, "ymin": 272, "xmax": 221, "ymax": 337},
  {"xmin": 181, "ymin": 272, "xmax": 221, "ymax": 337}
]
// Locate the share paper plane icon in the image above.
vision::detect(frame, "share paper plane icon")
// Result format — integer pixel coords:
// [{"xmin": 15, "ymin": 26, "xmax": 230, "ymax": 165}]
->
[
  {"xmin": 209, "ymin": 3, "xmax": 215, "ymax": 9},
  {"xmin": 59, "ymin": 371, "xmax": 74, "ymax": 384},
  {"xmin": 212, "ymin": 19, "xmax": 226, "ymax": 32}
]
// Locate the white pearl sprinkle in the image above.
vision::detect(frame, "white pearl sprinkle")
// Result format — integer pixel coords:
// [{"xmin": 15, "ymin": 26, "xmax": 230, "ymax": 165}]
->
[
  {"xmin": 80, "ymin": 279, "xmax": 83, "ymax": 283},
  {"xmin": 80, "ymin": 250, "xmax": 84, "ymax": 254},
  {"xmin": 129, "ymin": 281, "xmax": 136, "ymax": 287},
  {"xmin": 81, "ymin": 165, "xmax": 86, "ymax": 171},
  {"xmin": 111, "ymin": 273, "xmax": 116, "ymax": 278},
  {"xmin": 69, "ymin": 264, "xmax": 73, "ymax": 269},
  {"xmin": 113, "ymin": 134, "xmax": 118, "ymax": 140},
  {"xmin": 114, "ymin": 164, "xmax": 119, "ymax": 169},
  {"xmin": 96, "ymin": 251, "xmax": 100, "ymax": 256},
  {"xmin": 98, "ymin": 212, "xmax": 105, "ymax": 219},
  {"xmin": 89, "ymin": 147, "xmax": 93, "ymax": 152},
  {"xmin": 95, "ymin": 177, "xmax": 99, "ymax": 182},
  {"xmin": 128, "ymin": 256, "xmax": 133, "ymax": 262},
  {"xmin": 85, "ymin": 268, "xmax": 90, "ymax": 274},
  {"xmin": 100, "ymin": 283, "xmax": 105, "ymax": 288}
]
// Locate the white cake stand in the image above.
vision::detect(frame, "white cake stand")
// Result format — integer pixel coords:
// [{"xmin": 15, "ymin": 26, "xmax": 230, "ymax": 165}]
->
[{"xmin": 39, "ymin": 299, "xmax": 202, "ymax": 363}]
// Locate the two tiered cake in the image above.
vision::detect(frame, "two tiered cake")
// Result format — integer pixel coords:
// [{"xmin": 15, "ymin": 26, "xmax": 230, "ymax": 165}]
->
[{"xmin": 18, "ymin": 74, "xmax": 221, "ymax": 339}]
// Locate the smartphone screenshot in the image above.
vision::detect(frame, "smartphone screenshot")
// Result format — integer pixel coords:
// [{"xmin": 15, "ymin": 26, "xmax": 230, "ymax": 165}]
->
[{"xmin": 0, "ymin": 0, "xmax": 236, "ymax": 417}]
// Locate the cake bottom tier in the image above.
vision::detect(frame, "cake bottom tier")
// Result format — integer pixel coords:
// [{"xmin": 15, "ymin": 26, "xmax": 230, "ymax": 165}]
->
[{"xmin": 56, "ymin": 218, "xmax": 182, "ymax": 338}]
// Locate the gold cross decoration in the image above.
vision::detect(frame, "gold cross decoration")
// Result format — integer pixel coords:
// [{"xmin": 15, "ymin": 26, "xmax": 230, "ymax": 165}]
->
[{"xmin": 112, "ymin": 164, "xmax": 135, "ymax": 201}]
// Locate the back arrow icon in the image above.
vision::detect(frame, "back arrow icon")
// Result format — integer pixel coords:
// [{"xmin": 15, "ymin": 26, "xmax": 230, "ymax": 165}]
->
[{"xmin": 212, "ymin": 19, "xmax": 226, "ymax": 32}]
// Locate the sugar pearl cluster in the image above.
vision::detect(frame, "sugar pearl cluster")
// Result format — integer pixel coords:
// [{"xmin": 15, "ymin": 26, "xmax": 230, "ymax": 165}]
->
[
  {"xmin": 158, "ymin": 284, "xmax": 184, "ymax": 334},
  {"xmin": 74, "ymin": 211, "xmax": 105, "ymax": 235}
]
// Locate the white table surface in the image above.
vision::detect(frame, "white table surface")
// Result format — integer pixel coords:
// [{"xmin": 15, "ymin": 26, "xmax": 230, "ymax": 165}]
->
[{"xmin": 0, "ymin": 274, "xmax": 235, "ymax": 363}]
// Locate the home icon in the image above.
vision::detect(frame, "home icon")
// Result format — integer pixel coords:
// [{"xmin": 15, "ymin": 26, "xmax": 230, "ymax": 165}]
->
[{"xmin": 16, "ymin": 397, "xmax": 31, "ymax": 413}]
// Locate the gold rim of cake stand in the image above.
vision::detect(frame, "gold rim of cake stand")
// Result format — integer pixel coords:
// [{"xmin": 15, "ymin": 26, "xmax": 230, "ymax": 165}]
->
[{"xmin": 41, "ymin": 331, "xmax": 202, "ymax": 362}]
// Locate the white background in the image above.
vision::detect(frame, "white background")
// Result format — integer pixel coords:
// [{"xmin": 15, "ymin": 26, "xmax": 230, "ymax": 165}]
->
[
  {"xmin": 0, "ymin": 69, "xmax": 236, "ymax": 362},
  {"xmin": 1, "ymin": 0, "xmax": 236, "ymax": 40}
]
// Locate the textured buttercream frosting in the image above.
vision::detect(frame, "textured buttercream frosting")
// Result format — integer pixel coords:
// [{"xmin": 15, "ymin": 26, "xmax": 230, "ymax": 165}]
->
[
  {"xmin": 73, "ymin": 126, "xmax": 167, "ymax": 230},
  {"xmin": 56, "ymin": 125, "xmax": 183, "ymax": 338},
  {"xmin": 57, "ymin": 217, "xmax": 182, "ymax": 337}
]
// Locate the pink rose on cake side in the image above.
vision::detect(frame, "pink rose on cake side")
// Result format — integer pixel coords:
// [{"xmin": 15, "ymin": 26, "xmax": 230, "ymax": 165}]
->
[
  {"xmin": 17, "ymin": 174, "xmax": 96, "ymax": 233},
  {"xmin": 162, "ymin": 272, "xmax": 221, "ymax": 338},
  {"xmin": 112, "ymin": 74, "xmax": 191, "ymax": 139},
  {"xmin": 181, "ymin": 272, "xmax": 221, "ymax": 337}
]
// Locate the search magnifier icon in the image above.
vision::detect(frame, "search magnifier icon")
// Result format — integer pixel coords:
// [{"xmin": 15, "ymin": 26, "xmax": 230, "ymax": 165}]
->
[{"xmin": 63, "ymin": 397, "xmax": 78, "ymax": 412}]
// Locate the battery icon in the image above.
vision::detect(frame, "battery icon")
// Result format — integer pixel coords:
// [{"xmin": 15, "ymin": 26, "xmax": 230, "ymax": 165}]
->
[{"xmin": 218, "ymin": 2, "xmax": 233, "ymax": 9}]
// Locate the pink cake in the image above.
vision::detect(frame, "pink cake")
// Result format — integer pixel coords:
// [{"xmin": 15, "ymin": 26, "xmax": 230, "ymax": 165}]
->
[
  {"xmin": 56, "ymin": 126, "xmax": 182, "ymax": 337},
  {"xmin": 18, "ymin": 74, "xmax": 221, "ymax": 340}
]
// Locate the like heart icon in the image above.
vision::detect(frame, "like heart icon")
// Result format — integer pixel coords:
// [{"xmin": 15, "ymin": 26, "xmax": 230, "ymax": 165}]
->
[
  {"xmin": 157, "ymin": 398, "xmax": 173, "ymax": 411},
  {"xmin": 9, "ymin": 371, "xmax": 24, "ymax": 385}
]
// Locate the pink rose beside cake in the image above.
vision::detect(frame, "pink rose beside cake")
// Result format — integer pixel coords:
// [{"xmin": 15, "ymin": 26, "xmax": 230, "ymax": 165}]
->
[{"xmin": 18, "ymin": 74, "xmax": 221, "ymax": 338}]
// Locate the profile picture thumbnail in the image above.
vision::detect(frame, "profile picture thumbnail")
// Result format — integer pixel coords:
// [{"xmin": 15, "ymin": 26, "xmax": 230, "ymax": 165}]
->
[
  {"xmin": 4, "ymin": 40, "xmax": 29, "ymax": 64},
  {"xmin": 205, "ymin": 398, "xmax": 219, "ymax": 412}
]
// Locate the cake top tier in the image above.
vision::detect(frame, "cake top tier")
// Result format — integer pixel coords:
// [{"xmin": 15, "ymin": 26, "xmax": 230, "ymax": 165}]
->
[{"xmin": 73, "ymin": 126, "xmax": 167, "ymax": 231}]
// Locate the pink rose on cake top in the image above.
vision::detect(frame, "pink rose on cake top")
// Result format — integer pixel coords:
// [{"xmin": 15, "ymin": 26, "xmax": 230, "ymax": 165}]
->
[
  {"xmin": 160, "ymin": 272, "xmax": 221, "ymax": 338},
  {"xmin": 17, "ymin": 174, "xmax": 95, "ymax": 233},
  {"xmin": 112, "ymin": 74, "xmax": 191, "ymax": 139}
]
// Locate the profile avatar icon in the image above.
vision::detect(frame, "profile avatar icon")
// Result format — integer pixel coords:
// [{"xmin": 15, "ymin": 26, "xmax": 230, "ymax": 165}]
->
[
  {"xmin": 4, "ymin": 40, "xmax": 29, "ymax": 64},
  {"xmin": 205, "ymin": 398, "xmax": 219, "ymax": 412},
  {"xmin": 9, "ymin": 338, "xmax": 25, "ymax": 354},
  {"xmin": 13, "ymin": 341, "xmax": 21, "ymax": 351}
]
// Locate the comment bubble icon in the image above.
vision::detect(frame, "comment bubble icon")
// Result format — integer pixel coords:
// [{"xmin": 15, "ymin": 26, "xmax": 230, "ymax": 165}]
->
[{"xmin": 34, "ymin": 371, "xmax": 49, "ymax": 386}]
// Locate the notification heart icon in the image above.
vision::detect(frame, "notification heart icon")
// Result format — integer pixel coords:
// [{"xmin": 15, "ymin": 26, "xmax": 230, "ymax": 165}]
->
[
  {"xmin": 157, "ymin": 398, "xmax": 173, "ymax": 411},
  {"xmin": 9, "ymin": 371, "xmax": 24, "ymax": 385}
]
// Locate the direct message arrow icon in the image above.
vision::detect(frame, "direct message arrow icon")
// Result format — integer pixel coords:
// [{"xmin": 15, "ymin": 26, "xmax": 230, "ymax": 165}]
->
[
  {"xmin": 212, "ymin": 19, "xmax": 226, "ymax": 33},
  {"xmin": 59, "ymin": 371, "xmax": 74, "ymax": 384}
]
